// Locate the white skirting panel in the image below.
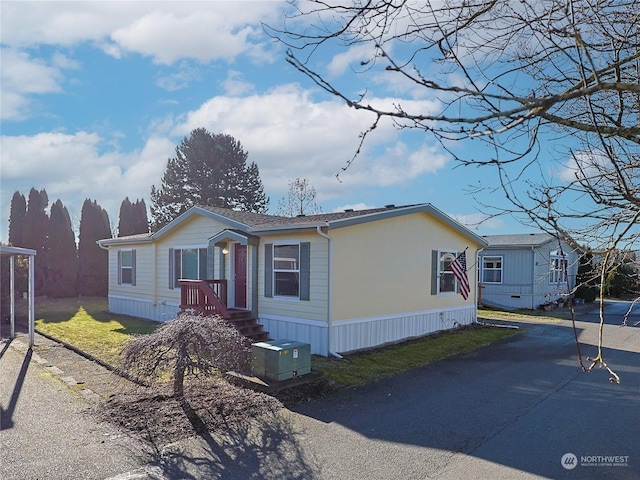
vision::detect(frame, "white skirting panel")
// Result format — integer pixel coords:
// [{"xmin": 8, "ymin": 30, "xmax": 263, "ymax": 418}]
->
[
  {"xmin": 332, "ymin": 306, "xmax": 476, "ymax": 354},
  {"xmin": 260, "ymin": 306, "xmax": 476, "ymax": 357},
  {"xmin": 108, "ymin": 295, "xmax": 180, "ymax": 323},
  {"xmin": 259, "ymin": 314, "xmax": 329, "ymax": 356}
]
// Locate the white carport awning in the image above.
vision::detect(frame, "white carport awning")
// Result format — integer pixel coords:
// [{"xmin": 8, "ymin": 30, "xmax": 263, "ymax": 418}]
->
[{"xmin": 1, "ymin": 246, "xmax": 36, "ymax": 347}]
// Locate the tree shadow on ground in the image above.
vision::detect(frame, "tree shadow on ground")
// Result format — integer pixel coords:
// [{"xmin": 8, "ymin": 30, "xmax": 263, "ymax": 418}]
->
[
  {"xmin": 159, "ymin": 398, "xmax": 317, "ymax": 479},
  {"xmin": 100, "ymin": 380, "xmax": 317, "ymax": 479}
]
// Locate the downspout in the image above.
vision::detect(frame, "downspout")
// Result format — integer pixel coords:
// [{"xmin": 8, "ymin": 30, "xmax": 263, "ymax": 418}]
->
[
  {"xmin": 531, "ymin": 245, "xmax": 536, "ymax": 310},
  {"xmin": 475, "ymin": 248, "xmax": 483, "ymax": 314},
  {"xmin": 316, "ymin": 226, "xmax": 342, "ymax": 359}
]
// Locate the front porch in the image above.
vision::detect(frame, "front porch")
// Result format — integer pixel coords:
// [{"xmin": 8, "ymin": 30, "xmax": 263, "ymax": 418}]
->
[{"xmin": 179, "ymin": 279, "xmax": 269, "ymax": 342}]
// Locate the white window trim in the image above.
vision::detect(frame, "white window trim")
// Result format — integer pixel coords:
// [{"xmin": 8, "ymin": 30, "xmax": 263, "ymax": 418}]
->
[
  {"xmin": 482, "ymin": 255, "xmax": 503, "ymax": 284},
  {"xmin": 119, "ymin": 249, "xmax": 134, "ymax": 286},
  {"xmin": 438, "ymin": 249, "xmax": 459, "ymax": 296},
  {"xmin": 550, "ymin": 250, "xmax": 568, "ymax": 284},
  {"xmin": 174, "ymin": 244, "xmax": 208, "ymax": 286},
  {"xmin": 273, "ymin": 241, "xmax": 301, "ymax": 300}
]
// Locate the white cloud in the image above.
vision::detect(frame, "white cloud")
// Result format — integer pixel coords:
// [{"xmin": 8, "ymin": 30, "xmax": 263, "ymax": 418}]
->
[
  {"xmin": 2, "ymin": 2, "xmax": 282, "ymax": 53},
  {"xmin": 172, "ymin": 85, "xmax": 448, "ymax": 200},
  {"xmin": 0, "ymin": 132, "xmax": 174, "ymax": 239},
  {"xmin": 111, "ymin": 10, "xmax": 249, "ymax": 65},
  {"xmin": 450, "ymin": 212, "xmax": 506, "ymax": 231},
  {"xmin": 156, "ymin": 62, "xmax": 202, "ymax": 91},
  {"xmin": 0, "ymin": 48, "xmax": 64, "ymax": 120},
  {"xmin": 334, "ymin": 203, "xmax": 376, "ymax": 213},
  {"xmin": 557, "ymin": 149, "xmax": 609, "ymax": 183},
  {"xmin": 222, "ymin": 70, "xmax": 255, "ymax": 96},
  {"xmin": 327, "ymin": 43, "xmax": 381, "ymax": 77}
]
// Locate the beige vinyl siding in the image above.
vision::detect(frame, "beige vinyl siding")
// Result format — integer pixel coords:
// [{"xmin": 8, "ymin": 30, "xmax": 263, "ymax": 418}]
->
[
  {"xmin": 330, "ymin": 212, "xmax": 476, "ymax": 321},
  {"xmin": 258, "ymin": 232, "xmax": 329, "ymax": 323},
  {"xmin": 108, "ymin": 244, "xmax": 155, "ymax": 299},
  {"xmin": 154, "ymin": 215, "xmax": 229, "ymax": 304}
]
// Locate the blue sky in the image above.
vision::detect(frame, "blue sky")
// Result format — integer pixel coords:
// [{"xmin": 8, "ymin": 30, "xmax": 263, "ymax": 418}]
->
[{"xmin": 0, "ymin": 1, "xmax": 544, "ymax": 242}]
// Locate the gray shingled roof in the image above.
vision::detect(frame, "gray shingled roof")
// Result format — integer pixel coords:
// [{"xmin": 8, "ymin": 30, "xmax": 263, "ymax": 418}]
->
[
  {"xmin": 198, "ymin": 204, "xmax": 412, "ymax": 229},
  {"xmin": 482, "ymin": 233, "xmax": 554, "ymax": 247},
  {"xmin": 100, "ymin": 203, "xmax": 487, "ymax": 247}
]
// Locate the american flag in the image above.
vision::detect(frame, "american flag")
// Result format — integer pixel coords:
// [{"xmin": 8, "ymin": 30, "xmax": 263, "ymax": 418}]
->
[{"xmin": 449, "ymin": 251, "xmax": 470, "ymax": 300}]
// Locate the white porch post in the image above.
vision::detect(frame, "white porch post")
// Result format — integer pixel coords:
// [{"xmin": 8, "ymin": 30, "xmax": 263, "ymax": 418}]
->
[
  {"xmin": 28, "ymin": 254, "xmax": 35, "ymax": 348},
  {"xmin": 10, "ymin": 255, "xmax": 15, "ymax": 338}
]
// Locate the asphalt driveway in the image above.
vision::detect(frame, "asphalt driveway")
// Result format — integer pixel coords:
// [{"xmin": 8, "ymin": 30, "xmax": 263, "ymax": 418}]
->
[{"xmin": 285, "ymin": 301, "xmax": 640, "ymax": 479}]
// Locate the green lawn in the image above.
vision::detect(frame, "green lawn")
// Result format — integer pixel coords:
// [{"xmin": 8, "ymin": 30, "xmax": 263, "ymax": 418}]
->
[
  {"xmin": 27, "ymin": 297, "xmax": 519, "ymax": 388},
  {"xmin": 313, "ymin": 324, "xmax": 517, "ymax": 387},
  {"xmin": 31, "ymin": 297, "xmax": 158, "ymax": 367}
]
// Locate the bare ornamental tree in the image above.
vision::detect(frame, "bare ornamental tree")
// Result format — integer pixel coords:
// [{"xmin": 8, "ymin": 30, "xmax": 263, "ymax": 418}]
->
[
  {"xmin": 120, "ymin": 313, "xmax": 251, "ymax": 399},
  {"xmin": 268, "ymin": 0, "xmax": 640, "ymax": 381},
  {"xmin": 276, "ymin": 178, "xmax": 323, "ymax": 217}
]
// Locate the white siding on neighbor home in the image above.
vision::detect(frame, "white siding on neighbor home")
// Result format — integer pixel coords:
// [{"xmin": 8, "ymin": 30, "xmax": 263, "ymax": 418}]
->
[
  {"xmin": 480, "ymin": 240, "xmax": 579, "ymax": 310},
  {"xmin": 479, "ymin": 248, "xmax": 536, "ymax": 309}
]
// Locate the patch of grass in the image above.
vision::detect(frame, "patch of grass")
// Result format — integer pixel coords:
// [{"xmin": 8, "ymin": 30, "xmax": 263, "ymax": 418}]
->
[
  {"xmin": 311, "ymin": 324, "xmax": 517, "ymax": 388},
  {"xmin": 478, "ymin": 307, "xmax": 570, "ymax": 323},
  {"xmin": 32, "ymin": 297, "xmax": 158, "ymax": 367}
]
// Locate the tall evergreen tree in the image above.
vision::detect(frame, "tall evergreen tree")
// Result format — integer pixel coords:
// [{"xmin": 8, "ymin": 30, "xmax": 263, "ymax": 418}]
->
[
  {"xmin": 150, "ymin": 128, "xmax": 269, "ymax": 230},
  {"xmin": 46, "ymin": 200, "xmax": 78, "ymax": 298},
  {"xmin": 77, "ymin": 199, "xmax": 111, "ymax": 296},
  {"xmin": 8, "ymin": 191, "xmax": 26, "ymax": 246},
  {"xmin": 118, "ymin": 198, "xmax": 149, "ymax": 236},
  {"xmin": 133, "ymin": 199, "xmax": 149, "ymax": 235},
  {"xmin": 238, "ymin": 161, "xmax": 269, "ymax": 214},
  {"xmin": 22, "ymin": 188, "xmax": 49, "ymax": 292},
  {"xmin": 118, "ymin": 197, "xmax": 135, "ymax": 237}
]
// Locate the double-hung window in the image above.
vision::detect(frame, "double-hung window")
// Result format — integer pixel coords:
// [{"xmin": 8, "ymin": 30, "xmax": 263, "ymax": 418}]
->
[
  {"xmin": 437, "ymin": 250, "xmax": 457, "ymax": 294},
  {"xmin": 117, "ymin": 249, "xmax": 136, "ymax": 285},
  {"xmin": 273, "ymin": 244, "xmax": 300, "ymax": 297},
  {"xmin": 264, "ymin": 242, "xmax": 311, "ymax": 300},
  {"xmin": 550, "ymin": 250, "xmax": 567, "ymax": 284},
  {"xmin": 482, "ymin": 256, "xmax": 503, "ymax": 283}
]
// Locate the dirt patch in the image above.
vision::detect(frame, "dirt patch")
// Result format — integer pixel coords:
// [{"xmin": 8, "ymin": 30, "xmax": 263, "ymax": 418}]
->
[{"xmin": 99, "ymin": 376, "xmax": 340, "ymax": 446}]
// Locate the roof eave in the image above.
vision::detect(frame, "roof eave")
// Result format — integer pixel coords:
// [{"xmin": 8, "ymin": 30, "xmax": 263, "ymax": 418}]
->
[
  {"xmin": 97, "ymin": 236, "xmax": 153, "ymax": 247},
  {"xmin": 327, "ymin": 203, "xmax": 488, "ymax": 247},
  {"xmin": 151, "ymin": 206, "xmax": 250, "ymax": 240},
  {"xmin": 250, "ymin": 222, "xmax": 328, "ymax": 235}
]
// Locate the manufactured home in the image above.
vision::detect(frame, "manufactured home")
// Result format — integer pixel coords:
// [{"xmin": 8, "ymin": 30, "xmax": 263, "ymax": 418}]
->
[
  {"xmin": 478, "ymin": 233, "xmax": 580, "ymax": 310},
  {"xmin": 98, "ymin": 204, "xmax": 488, "ymax": 356}
]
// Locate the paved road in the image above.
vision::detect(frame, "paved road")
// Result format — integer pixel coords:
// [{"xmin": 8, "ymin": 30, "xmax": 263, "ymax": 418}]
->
[
  {"xmin": 284, "ymin": 301, "xmax": 640, "ymax": 480},
  {"xmin": 2, "ymin": 301, "xmax": 639, "ymax": 479},
  {"xmin": 0, "ymin": 340, "xmax": 151, "ymax": 480}
]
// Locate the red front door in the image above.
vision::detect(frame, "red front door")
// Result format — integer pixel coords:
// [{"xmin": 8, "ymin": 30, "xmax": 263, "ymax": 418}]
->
[{"xmin": 234, "ymin": 244, "xmax": 247, "ymax": 309}]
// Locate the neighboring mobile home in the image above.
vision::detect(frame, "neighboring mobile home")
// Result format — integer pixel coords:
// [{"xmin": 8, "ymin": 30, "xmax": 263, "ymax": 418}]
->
[
  {"xmin": 98, "ymin": 204, "xmax": 487, "ymax": 356},
  {"xmin": 478, "ymin": 233, "xmax": 580, "ymax": 311}
]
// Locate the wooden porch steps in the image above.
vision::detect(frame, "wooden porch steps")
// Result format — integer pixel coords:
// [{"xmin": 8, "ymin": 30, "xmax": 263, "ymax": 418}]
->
[{"xmin": 225, "ymin": 309, "xmax": 270, "ymax": 343}]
